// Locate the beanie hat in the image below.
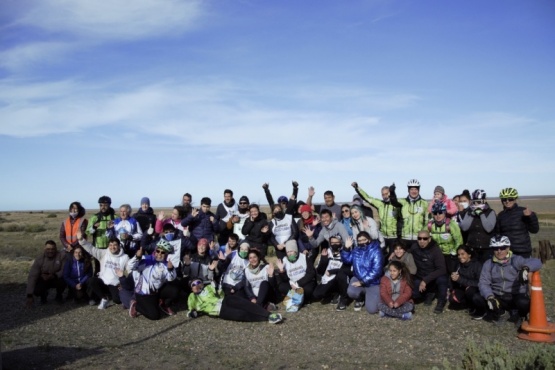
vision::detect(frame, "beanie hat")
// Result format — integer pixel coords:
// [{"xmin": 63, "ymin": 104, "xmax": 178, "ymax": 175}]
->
[
  {"xmin": 140, "ymin": 197, "xmax": 150, "ymax": 206},
  {"xmin": 300, "ymin": 204, "xmax": 312, "ymax": 214},
  {"xmin": 239, "ymin": 195, "xmax": 249, "ymax": 203},
  {"xmin": 285, "ymin": 240, "xmax": 298, "ymax": 254},
  {"xmin": 434, "ymin": 186, "xmax": 445, "ymax": 195}
]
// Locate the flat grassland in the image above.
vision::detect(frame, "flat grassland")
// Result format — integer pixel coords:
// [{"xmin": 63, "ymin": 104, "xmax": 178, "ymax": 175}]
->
[{"xmin": 1, "ymin": 199, "xmax": 554, "ymax": 369}]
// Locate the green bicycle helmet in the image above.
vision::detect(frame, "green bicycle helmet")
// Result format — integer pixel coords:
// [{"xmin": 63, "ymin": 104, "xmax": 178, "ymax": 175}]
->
[
  {"xmin": 156, "ymin": 239, "xmax": 174, "ymax": 254},
  {"xmin": 499, "ymin": 187, "xmax": 518, "ymax": 199}
]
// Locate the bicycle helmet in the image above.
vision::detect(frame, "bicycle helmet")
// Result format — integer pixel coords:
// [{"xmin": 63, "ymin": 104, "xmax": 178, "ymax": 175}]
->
[
  {"xmin": 431, "ymin": 201, "xmax": 447, "ymax": 214},
  {"xmin": 499, "ymin": 187, "xmax": 518, "ymax": 199},
  {"xmin": 407, "ymin": 179, "xmax": 420, "ymax": 188},
  {"xmin": 98, "ymin": 195, "xmax": 112, "ymax": 204},
  {"xmin": 489, "ymin": 235, "xmax": 511, "ymax": 248},
  {"xmin": 471, "ymin": 189, "xmax": 486, "ymax": 201},
  {"xmin": 156, "ymin": 239, "xmax": 174, "ymax": 254}
]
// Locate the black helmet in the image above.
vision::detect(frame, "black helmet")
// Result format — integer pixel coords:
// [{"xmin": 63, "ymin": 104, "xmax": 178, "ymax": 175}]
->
[{"xmin": 98, "ymin": 195, "xmax": 112, "ymax": 204}]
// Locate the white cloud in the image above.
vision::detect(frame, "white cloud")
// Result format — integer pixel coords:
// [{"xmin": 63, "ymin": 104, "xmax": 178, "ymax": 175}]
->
[{"xmin": 0, "ymin": 42, "xmax": 75, "ymax": 71}]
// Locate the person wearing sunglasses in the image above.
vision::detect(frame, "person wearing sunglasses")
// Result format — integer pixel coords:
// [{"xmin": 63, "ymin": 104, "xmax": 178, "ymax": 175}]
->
[
  {"xmin": 475, "ymin": 235, "xmax": 541, "ymax": 325},
  {"xmin": 495, "ymin": 188, "xmax": 539, "ymax": 258},
  {"xmin": 410, "ymin": 230, "xmax": 448, "ymax": 314},
  {"xmin": 226, "ymin": 195, "xmax": 250, "ymax": 241},
  {"xmin": 127, "ymin": 240, "xmax": 179, "ymax": 320},
  {"xmin": 459, "ymin": 189, "xmax": 497, "ymax": 263}
]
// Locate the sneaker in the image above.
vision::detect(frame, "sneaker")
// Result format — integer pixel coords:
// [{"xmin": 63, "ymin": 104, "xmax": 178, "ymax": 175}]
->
[
  {"xmin": 471, "ymin": 311, "xmax": 487, "ymax": 320},
  {"xmin": 354, "ymin": 300, "xmax": 365, "ymax": 311},
  {"xmin": 97, "ymin": 298, "xmax": 109, "ymax": 310},
  {"xmin": 379, "ymin": 310, "xmax": 386, "ymax": 318},
  {"xmin": 268, "ymin": 313, "xmax": 283, "ymax": 324},
  {"xmin": 401, "ymin": 312, "xmax": 413, "ymax": 320},
  {"xmin": 424, "ymin": 293, "xmax": 435, "ymax": 306},
  {"xmin": 336, "ymin": 301, "xmax": 347, "ymax": 311},
  {"xmin": 266, "ymin": 302, "xmax": 278, "ymax": 312},
  {"xmin": 89, "ymin": 299, "xmax": 97, "ymax": 306},
  {"xmin": 159, "ymin": 300, "xmax": 175, "ymax": 316},
  {"xmin": 330, "ymin": 294, "xmax": 340, "ymax": 305},
  {"xmin": 129, "ymin": 300, "xmax": 138, "ymax": 318},
  {"xmin": 434, "ymin": 300, "xmax": 446, "ymax": 314}
]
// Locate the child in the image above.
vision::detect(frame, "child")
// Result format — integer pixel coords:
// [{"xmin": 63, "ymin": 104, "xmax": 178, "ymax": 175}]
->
[
  {"xmin": 427, "ymin": 185, "xmax": 458, "ymax": 219},
  {"xmin": 378, "ymin": 261, "xmax": 414, "ymax": 320},
  {"xmin": 388, "ymin": 240, "xmax": 416, "ymax": 276},
  {"xmin": 449, "ymin": 245, "xmax": 482, "ymax": 317}
]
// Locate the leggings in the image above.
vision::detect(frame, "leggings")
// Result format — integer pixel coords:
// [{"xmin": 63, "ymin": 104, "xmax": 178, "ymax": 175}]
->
[
  {"xmin": 89, "ymin": 277, "xmax": 121, "ymax": 304},
  {"xmin": 135, "ymin": 283, "xmax": 182, "ymax": 320},
  {"xmin": 219, "ymin": 295, "xmax": 270, "ymax": 322},
  {"xmin": 254, "ymin": 280, "xmax": 278, "ymax": 307},
  {"xmin": 377, "ymin": 301, "xmax": 414, "ymax": 318}
]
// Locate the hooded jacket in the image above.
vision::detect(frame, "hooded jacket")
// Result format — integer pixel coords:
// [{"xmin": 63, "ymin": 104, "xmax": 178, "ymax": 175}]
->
[
  {"xmin": 341, "ymin": 240, "xmax": 383, "ymax": 287},
  {"xmin": 309, "ymin": 219, "xmax": 350, "ymax": 248},
  {"xmin": 495, "ymin": 204, "xmax": 539, "ymax": 254},
  {"xmin": 479, "ymin": 253, "xmax": 541, "ymax": 298},
  {"xmin": 79, "ymin": 240, "xmax": 130, "ymax": 286}
]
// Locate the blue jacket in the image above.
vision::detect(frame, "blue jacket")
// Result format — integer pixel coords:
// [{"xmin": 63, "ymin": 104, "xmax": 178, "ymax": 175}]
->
[
  {"xmin": 63, "ymin": 257, "xmax": 92, "ymax": 288},
  {"xmin": 341, "ymin": 240, "xmax": 383, "ymax": 287},
  {"xmin": 181, "ymin": 210, "xmax": 220, "ymax": 244}
]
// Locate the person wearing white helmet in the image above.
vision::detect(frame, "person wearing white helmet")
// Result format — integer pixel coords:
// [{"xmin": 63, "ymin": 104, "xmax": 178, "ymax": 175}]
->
[
  {"xmin": 459, "ymin": 189, "xmax": 497, "ymax": 263},
  {"xmin": 475, "ymin": 235, "xmax": 541, "ymax": 325},
  {"xmin": 389, "ymin": 179, "xmax": 429, "ymax": 247}
]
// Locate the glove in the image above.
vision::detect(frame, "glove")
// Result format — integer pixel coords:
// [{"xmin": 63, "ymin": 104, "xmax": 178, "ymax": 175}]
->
[
  {"xmin": 519, "ymin": 267, "xmax": 530, "ymax": 284},
  {"xmin": 472, "ymin": 208, "xmax": 483, "ymax": 216},
  {"xmin": 187, "ymin": 310, "xmax": 198, "ymax": 319},
  {"xmin": 292, "ymin": 181, "xmax": 298, "ymax": 188},
  {"xmin": 389, "ymin": 183, "xmax": 396, "ymax": 195},
  {"xmin": 487, "ymin": 297, "xmax": 500, "ymax": 312},
  {"xmin": 147, "ymin": 225, "xmax": 154, "ymax": 235}
]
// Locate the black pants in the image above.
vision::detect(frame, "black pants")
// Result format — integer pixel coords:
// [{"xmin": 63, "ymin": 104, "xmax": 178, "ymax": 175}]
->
[
  {"xmin": 473, "ymin": 292, "xmax": 530, "ymax": 318},
  {"xmin": 89, "ymin": 277, "xmax": 122, "ymax": 304},
  {"xmin": 278, "ymin": 280, "xmax": 316, "ymax": 302},
  {"xmin": 449, "ymin": 286, "xmax": 480, "ymax": 309},
  {"xmin": 34, "ymin": 276, "xmax": 66, "ymax": 299},
  {"xmin": 413, "ymin": 275, "xmax": 448, "ymax": 303},
  {"xmin": 255, "ymin": 280, "xmax": 278, "ymax": 306},
  {"xmin": 219, "ymin": 295, "xmax": 270, "ymax": 322},
  {"xmin": 136, "ymin": 283, "xmax": 181, "ymax": 320},
  {"xmin": 312, "ymin": 275, "xmax": 348, "ymax": 301}
]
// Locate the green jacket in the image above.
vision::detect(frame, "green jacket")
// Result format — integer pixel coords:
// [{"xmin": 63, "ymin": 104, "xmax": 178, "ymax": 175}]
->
[
  {"xmin": 87, "ymin": 211, "xmax": 115, "ymax": 249},
  {"xmin": 188, "ymin": 284, "xmax": 223, "ymax": 316},
  {"xmin": 356, "ymin": 187, "xmax": 399, "ymax": 239},
  {"xmin": 429, "ymin": 220, "xmax": 463, "ymax": 256},
  {"xmin": 395, "ymin": 197, "xmax": 428, "ymax": 241}
]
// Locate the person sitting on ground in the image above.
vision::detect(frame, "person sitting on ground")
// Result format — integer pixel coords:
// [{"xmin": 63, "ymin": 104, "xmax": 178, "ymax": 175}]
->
[
  {"xmin": 276, "ymin": 240, "xmax": 317, "ymax": 304},
  {"xmin": 449, "ymin": 245, "xmax": 482, "ymax": 316},
  {"xmin": 127, "ymin": 240, "xmax": 179, "ymax": 320},
  {"xmin": 244, "ymin": 248, "xmax": 279, "ymax": 310},
  {"xmin": 269, "ymin": 203, "xmax": 299, "ymax": 261},
  {"xmin": 475, "ymin": 235, "xmax": 542, "ymax": 326},
  {"xmin": 341, "ymin": 231, "xmax": 383, "ymax": 314},
  {"xmin": 77, "ymin": 231, "xmax": 130, "ymax": 309},
  {"xmin": 63, "ymin": 246, "xmax": 92, "ymax": 303},
  {"xmin": 378, "ymin": 260, "xmax": 414, "ymax": 320},
  {"xmin": 313, "ymin": 235, "xmax": 352, "ymax": 311},
  {"xmin": 133, "ymin": 197, "xmax": 157, "ymax": 239},
  {"xmin": 26, "ymin": 240, "xmax": 67, "ymax": 307},
  {"xmin": 242, "ymin": 204, "xmax": 270, "ymax": 258},
  {"xmin": 388, "ymin": 240, "xmax": 417, "ymax": 276},
  {"xmin": 427, "ymin": 185, "xmax": 458, "ymax": 219},
  {"xmin": 60, "ymin": 201, "xmax": 88, "ymax": 254},
  {"xmin": 496, "ymin": 187, "xmax": 539, "ymax": 258},
  {"xmin": 410, "ymin": 230, "xmax": 448, "ymax": 314},
  {"xmin": 187, "ymin": 278, "xmax": 283, "ymax": 324},
  {"xmin": 459, "ymin": 189, "xmax": 497, "ymax": 263},
  {"xmin": 181, "ymin": 197, "xmax": 220, "ymax": 246},
  {"xmin": 218, "ymin": 242, "xmax": 250, "ymax": 298}
]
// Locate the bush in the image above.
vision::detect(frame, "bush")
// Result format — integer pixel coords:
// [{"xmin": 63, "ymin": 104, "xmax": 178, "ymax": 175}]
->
[
  {"xmin": 25, "ymin": 224, "xmax": 47, "ymax": 233},
  {"xmin": 440, "ymin": 341, "xmax": 555, "ymax": 370},
  {"xmin": 2, "ymin": 224, "xmax": 24, "ymax": 232},
  {"xmin": 46, "ymin": 213, "xmax": 57, "ymax": 218}
]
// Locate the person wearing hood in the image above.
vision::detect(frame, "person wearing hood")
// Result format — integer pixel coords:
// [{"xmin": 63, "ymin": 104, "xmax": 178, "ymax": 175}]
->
[
  {"xmin": 133, "ymin": 197, "xmax": 156, "ymax": 239},
  {"xmin": 313, "ymin": 235, "xmax": 352, "ymax": 311},
  {"xmin": 60, "ymin": 201, "xmax": 88, "ymax": 254},
  {"xmin": 218, "ymin": 242, "xmax": 251, "ymax": 298},
  {"xmin": 270, "ymin": 203, "xmax": 299, "ymax": 261},
  {"xmin": 459, "ymin": 189, "xmax": 497, "ymax": 263},
  {"xmin": 276, "ymin": 240, "xmax": 317, "ymax": 304},
  {"xmin": 410, "ymin": 230, "xmax": 448, "ymax": 314},
  {"xmin": 127, "ymin": 240, "xmax": 179, "ymax": 319},
  {"xmin": 352, "ymin": 182, "xmax": 400, "ymax": 256},
  {"xmin": 389, "ymin": 179, "xmax": 428, "ymax": 248},
  {"xmin": 495, "ymin": 187, "xmax": 539, "ymax": 258},
  {"xmin": 87, "ymin": 195, "xmax": 116, "ymax": 249},
  {"xmin": 244, "ymin": 248, "xmax": 279, "ymax": 310},
  {"xmin": 26, "ymin": 240, "xmax": 67, "ymax": 307},
  {"xmin": 349, "ymin": 204, "xmax": 384, "ymax": 249},
  {"xmin": 242, "ymin": 204, "xmax": 270, "ymax": 258},
  {"xmin": 341, "ymin": 231, "xmax": 383, "ymax": 314},
  {"xmin": 77, "ymin": 231, "xmax": 130, "ymax": 309}
]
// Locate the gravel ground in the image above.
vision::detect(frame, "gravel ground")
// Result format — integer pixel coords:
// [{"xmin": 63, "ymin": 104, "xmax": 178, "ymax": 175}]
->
[{"xmin": 2, "ymin": 275, "xmax": 553, "ymax": 370}]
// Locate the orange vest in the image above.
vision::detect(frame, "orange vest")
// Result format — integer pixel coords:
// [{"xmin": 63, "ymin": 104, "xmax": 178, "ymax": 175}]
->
[{"xmin": 64, "ymin": 217, "xmax": 84, "ymax": 246}]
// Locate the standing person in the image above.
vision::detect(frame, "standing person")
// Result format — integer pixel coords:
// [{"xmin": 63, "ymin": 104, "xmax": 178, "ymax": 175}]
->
[
  {"xmin": 127, "ymin": 240, "xmax": 179, "ymax": 319},
  {"xmin": 449, "ymin": 245, "xmax": 482, "ymax": 317},
  {"xmin": 187, "ymin": 279, "xmax": 283, "ymax": 324},
  {"xmin": 352, "ymin": 182, "xmax": 400, "ymax": 255},
  {"xmin": 155, "ymin": 206, "xmax": 187, "ymax": 236},
  {"xmin": 242, "ymin": 204, "xmax": 270, "ymax": 259},
  {"xmin": 63, "ymin": 246, "xmax": 92, "ymax": 303},
  {"xmin": 226, "ymin": 196, "xmax": 251, "ymax": 241},
  {"xmin": 87, "ymin": 195, "xmax": 115, "ymax": 249},
  {"xmin": 215, "ymin": 189, "xmax": 238, "ymax": 246},
  {"xmin": 455, "ymin": 190, "xmax": 472, "ymax": 241},
  {"xmin": 349, "ymin": 205, "xmax": 383, "ymax": 248},
  {"xmin": 25, "ymin": 241, "xmax": 67, "ymax": 307},
  {"xmin": 133, "ymin": 197, "xmax": 156, "ymax": 238},
  {"xmin": 475, "ymin": 235, "xmax": 542, "ymax": 325},
  {"xmin": 339, "ymin": 204, "xmax": 353, "ymax": 238},
  {"xmin": 110, "ymin": 204, "xmax": 143, "ymax": 251},
  {"xmin": 378, "ymin": 260, "xmax": 414, "ymax": 320},
  {"xmin": 262, "ymin": 181, "xmax": 299, "ymax": 213},
  {"xmin": 60, "ymin": 201, "xmax": 88, "ymax": 254},
  {"xmin": 269, "ymin": 203, "xmax": 299, "ymax": 261},
  {"xmin": 77, "ymin": 231, "xmax": 130, "ymax": 309},
  {"xmin": 307, "ymin": 187, "xmax": 342, "ymax": 220},
  {"xmin": 428, "ymin": 202, "xmax": 463, "ymax": 282},
  {"xmin": 496, "ymin": 188, "xmax": 539, "ymax": 258},
  {"xmin": 181, "ymin": 197, "xmax": 220, "ymax": 246},
  {"xmin": 390, "ymin": 179, "xmax": 428, "ymax": 248},
  {"xmin": 459, "ymin": 189, "xmax": 497, "ymax": 263},
  {"xmin": 410, "ymin": 230, "xmax": 448, "ymax": 314},
  {"xmin": 341, "ymin": 231, "xmax": 383, "ymax": 314}
]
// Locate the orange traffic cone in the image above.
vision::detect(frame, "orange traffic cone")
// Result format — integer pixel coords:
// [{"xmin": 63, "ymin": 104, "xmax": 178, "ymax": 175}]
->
[{"xmin": 518, "ymin": 271, "xmax": 555, "ymax": 343}]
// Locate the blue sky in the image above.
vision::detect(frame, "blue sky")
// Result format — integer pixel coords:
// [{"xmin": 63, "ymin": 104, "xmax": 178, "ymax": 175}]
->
[{"xmin": 1, "ymin": 0, "xmax": 554, "ymax": 211}]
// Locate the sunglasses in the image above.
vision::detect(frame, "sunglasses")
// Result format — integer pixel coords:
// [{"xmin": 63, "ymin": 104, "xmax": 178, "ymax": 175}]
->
[
  {"xmin": 417, "ymin": 237, "xmax": 429, "ymax": 241},
  {"xmin": 239, "ymin": 202, "xmax": 248, "ymax": 205},
  {"xmin": 501, "ymin": 198, "xmax": 515, "ymax": 202},
  {"xmin": 432, "ymin": 212, "xmax": 444, "ymax": 215},
  {"xmin": 191, "ymin": 280, "xmax": 203, "ymax": 287},
  {"xmin": 155, "ymin": 249, "xmax": 168, "ymax": 255},
  {"xmin": 492, "ymin": 247, "xmax": 508, "ymax": 251},
  {"xmin": 342, "ymin": 210, "xmax": 350, "ymax": 213}
]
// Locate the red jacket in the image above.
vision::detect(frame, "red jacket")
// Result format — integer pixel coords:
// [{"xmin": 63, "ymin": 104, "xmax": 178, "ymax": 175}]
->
[{"xmin": 379, "ymin": 275, "xmax": 413, "ymax": 306}]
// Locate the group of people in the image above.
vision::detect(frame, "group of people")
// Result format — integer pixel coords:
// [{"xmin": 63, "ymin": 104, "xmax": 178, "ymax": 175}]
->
[{"xmin": 26, "ymin": 180, "xmax": 541, "ymax": 328}]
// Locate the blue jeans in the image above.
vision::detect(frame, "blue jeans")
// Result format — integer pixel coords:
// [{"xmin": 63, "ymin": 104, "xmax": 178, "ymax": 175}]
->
[{"xmin": 347, "ymin": 277, "xmax": 380, "ymax": 314}]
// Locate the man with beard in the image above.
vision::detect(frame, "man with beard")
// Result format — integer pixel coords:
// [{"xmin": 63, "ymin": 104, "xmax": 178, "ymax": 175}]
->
[
  {"xmin": 226, "ymin": 196, "xmax": 251, "ymax": 241},
  {"xmin": 26, "ymin": 240, "xmax": 67, "ymax": 306},
  {"xmin": 307, "ymin": 188, "xmax": 342, "ymax": 220},
  {"xmin": 87, "ymin": 196, "xmax": 116, "ymax": 249},
  {"xmin": 216, "ymin": 189, "xmax": 238, "ymax": 246}
]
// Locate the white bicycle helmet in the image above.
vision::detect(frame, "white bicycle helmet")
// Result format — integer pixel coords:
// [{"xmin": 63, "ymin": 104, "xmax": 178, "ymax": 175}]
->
[
  {"xmin": 407, "ymin": 179, "xmax": 420, "ymax": 188},
  {"xmin": 489, "ymin": 235, "xmax": 511, "ymax": 248}
]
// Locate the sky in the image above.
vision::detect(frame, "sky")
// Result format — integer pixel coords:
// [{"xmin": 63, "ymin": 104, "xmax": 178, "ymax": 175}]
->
[{"xmin": 1, "ymin": 0, "xmax": 554, "ymax": 211}]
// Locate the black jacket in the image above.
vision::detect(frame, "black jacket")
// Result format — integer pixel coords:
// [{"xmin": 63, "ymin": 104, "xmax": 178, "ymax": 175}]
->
[
  {"xmin": 496, "ymin": 204, "xmax": 539, "ymax": 254},
  {"xmin": 410, "ymin": 240, "xmax": 446, "ymax": 283}
]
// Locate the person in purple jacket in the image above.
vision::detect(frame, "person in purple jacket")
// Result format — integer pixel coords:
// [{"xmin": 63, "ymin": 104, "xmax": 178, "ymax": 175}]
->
[{"xmin": 63, "ymin": 246, "xmax": 93, "ymax": 303}]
